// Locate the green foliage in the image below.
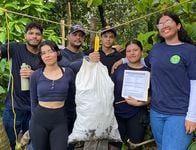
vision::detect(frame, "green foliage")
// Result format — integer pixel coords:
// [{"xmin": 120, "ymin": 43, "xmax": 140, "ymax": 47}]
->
[
  {"xmin": 188, "ymin": 140, "xmax": 196, "ymax": 150},
  {"xmin": 185, "ymin": 22, "xmax": 196, "ymax": 42},
  {"xmin": 0, "ymin": 59, "xmax": 9, "ymax": 115},
  {"xmin": 44, "ymin": 29, "xmax": 61, "ymax": 44},
  {"xmin": 137, "ymin": 31, "xmax": 158, "ymax": 56},
  {"xmin": 0, "ymin": 0, "xmax": 60, "ymax": 44},
  {"xmin": 0, "ymin": 59, "xmax": 9, "ymax": 96},
  {"xmin": 82, "ymin": 0, "xmax": 103, "ymax": 7},
  {"xmin": 83, "ymin": 0, "xmax": 195, "ymax": 45}
]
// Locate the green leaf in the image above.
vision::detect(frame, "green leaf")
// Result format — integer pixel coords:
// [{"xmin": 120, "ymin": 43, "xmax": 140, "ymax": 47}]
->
[
  {"xmin": 14, "ymin": 24, "xmax": 22, "ymax": 33},
  {"xmin": 92, "ymin": 0, "xmax": 103, "ymax": 6},
  {"xmin": 81, "ymin": 0, "xmax": 89, "ymax": 3},
  {"xmin": 18, "ymin": 18, "xmax": 31, "ymax": 25},
  {"xmin": 20, "ymin": 5, "xmax": 30, "ymax": 10},
  {"xmin": 0, "ymin": 10, "xmax": 4, "ymax": 15},
  {"xmin": 0, "ymin": 86, "xmax": 6, "ymax": 94},
  {"xmin": 0, "ymin": 32, "xmax": 6, "ymax": 43},
  {"xmin": 28, "ymin": 0, "xmax": 43, "ymax": 6},
  {"xmin": 186, "ymin": 22, "xmax": 196, "ymax": 42},
  {"xmin": 152, "ymin": 0, "xmax": 160, "ymax": 7},
  {"xmin": 35, "ymin": 7, "xmax": 45, "ymax": 12},
  {"xmin": 5, "ymin": 1, "xmax": 20, "ymax": 10},
  {"xmin": 87, "ymin": 0, "xmax": 93, "ymax": 8}
]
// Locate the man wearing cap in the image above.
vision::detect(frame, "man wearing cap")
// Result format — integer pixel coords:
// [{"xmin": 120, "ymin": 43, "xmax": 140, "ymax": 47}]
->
[
  {"xmin": 58, "ymin": 24, "xmax": 86, "ymax": 150},
  {"xmin": 59, "ymin": 24, "xmax": 86, "ymax": 66},
  {"xmin": 62, "ymin": 25, "xmax": 122, "ymax": 150},
  {"xmin": 85, "ymin": 25, "xmax": 123, "ymax": 75},
  {"xmin": 81, "ymin": 26, "xmax": 123, "ymax": 150}
]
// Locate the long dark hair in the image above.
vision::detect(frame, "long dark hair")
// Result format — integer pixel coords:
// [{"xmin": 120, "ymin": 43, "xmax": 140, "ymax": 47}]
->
[
  {"xmin": 157, "ymin": 11, "xmax": 193, "ymax": 44},
  {"xmin": 38, "ymin": 40, "xmax": 62, "ymax": 65}
]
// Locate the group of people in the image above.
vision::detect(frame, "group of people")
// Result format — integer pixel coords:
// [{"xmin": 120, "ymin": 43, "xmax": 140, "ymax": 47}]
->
[{"xmin": 0, "ymin": 11, "xmax": 195, "ymax": 150}]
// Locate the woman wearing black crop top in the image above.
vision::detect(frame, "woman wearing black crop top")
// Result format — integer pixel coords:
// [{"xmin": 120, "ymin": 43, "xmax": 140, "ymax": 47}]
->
[{"xmin": 29, "ymin": 40, "xmax": 75, "ymax": 150}]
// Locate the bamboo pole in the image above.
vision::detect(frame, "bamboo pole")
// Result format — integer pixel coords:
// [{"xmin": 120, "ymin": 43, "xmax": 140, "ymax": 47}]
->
[
  {"xmin": 60, "ymin": 19, "xmax": 65, "ymax": 47},
  {"xmin": 127, "ymin": 138, "xmax": 155, "ymax": 149},
  {"xmin": 90, "ymin": 17, "xmax": 97, "ymax": 49},
  {"xmin": 67, "ymin": 1, "xmax": 72, "ymax": 28}
]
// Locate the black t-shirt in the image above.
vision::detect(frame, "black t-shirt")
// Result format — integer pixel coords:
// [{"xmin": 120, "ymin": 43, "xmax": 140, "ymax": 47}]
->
[
  {"xmin": 59, "ymin": 48, "xmax": 84, "ymax": 67},
  {"xmin": 85, "ymin": 48, "xmax": 123, "ymax": 75},
  {"xmin": 1, "ymin": 42, "xmax": 41, "ymax": 111}
]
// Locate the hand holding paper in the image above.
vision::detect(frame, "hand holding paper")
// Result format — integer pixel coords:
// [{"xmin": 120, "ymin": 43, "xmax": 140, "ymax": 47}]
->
[
  {"xmin": 121, "ymin": 70, "xmax": 150, "ymax": 102},
  {"xmin": 125, "ymin": 96, "xmax": 148, "ymax": 106}
]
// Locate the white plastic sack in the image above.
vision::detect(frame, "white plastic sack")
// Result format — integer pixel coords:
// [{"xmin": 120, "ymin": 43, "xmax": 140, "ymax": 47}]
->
[{"xmin": 68, "ymin": 59, "xmax": 121, "ymax": 143}]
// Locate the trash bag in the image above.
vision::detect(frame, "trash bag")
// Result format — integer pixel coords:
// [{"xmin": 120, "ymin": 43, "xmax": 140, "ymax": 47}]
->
[{"xmin": 68, "ymin": 59, "xmax": 121, "ymax": 143}]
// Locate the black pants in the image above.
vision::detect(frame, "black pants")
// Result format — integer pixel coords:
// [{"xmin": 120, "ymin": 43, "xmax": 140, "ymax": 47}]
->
[
  {"xmin": 30, "ymin": 105, "xmax": 68, "ymax": 150},
  {"xmin": 65, "ymin": 106, "xmax": 76, "ymax": 150},
  {"xmin": 116, "ymin": 109, "xmax": 149, "ymax": 150}
]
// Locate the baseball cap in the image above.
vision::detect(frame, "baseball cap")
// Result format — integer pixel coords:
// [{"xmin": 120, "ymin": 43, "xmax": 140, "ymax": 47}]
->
[
  {"xmin": 68, "ymin": 24, "xmax": 86, "ymax": 35},
  {"xmin": 101, "ymin": 25, "xmax": 117, "ymax": 37}
]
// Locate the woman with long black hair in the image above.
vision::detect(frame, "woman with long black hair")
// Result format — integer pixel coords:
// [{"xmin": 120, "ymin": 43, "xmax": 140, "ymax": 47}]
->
[{"xmin": 147, "ymin": 12, "xmax": 196, "ymax": 150}]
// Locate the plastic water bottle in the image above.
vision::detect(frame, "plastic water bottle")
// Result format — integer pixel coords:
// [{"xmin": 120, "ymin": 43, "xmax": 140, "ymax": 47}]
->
[{"xmin": 21, "ymin": 63, "xmax": 30, "ymax": 91}]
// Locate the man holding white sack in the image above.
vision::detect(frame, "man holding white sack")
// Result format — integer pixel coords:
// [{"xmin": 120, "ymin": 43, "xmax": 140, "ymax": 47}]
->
[{"xmin": 69, "ymin": 26, "xmax": 123, "ymax": 150}]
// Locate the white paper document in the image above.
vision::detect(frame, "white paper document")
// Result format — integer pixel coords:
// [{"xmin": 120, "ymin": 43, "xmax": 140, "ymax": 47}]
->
[{"xmin": 121, "ymin": 70, "xmax": 150, "ymax": 101}]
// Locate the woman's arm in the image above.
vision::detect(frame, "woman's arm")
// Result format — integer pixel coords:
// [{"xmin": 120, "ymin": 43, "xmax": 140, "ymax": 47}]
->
[
  {"xmin": 185, "ymin": 80, "xmax": 196, "ymax": 134},
  {"xmin": 30, "ymin": 71, "xmax": 38, "ymax": 113},
  {"xmin": 111, "ymin": 57, "xmax": 148, "ymax": 74}
]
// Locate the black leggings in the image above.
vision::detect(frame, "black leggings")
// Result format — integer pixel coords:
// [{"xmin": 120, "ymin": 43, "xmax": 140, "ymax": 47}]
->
[
  {"xmin": 116, "ymin": 109, "xmax": 149, "ymax": 150},
  {"xmin": 30, "ymin": 105, "xmax": 68, "ymax": 150}
]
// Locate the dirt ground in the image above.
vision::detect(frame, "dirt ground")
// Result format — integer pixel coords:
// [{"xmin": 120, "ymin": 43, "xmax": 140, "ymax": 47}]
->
[{"xmin": 143, "ymin": 142, "xmax": 157, "ymax": 150}]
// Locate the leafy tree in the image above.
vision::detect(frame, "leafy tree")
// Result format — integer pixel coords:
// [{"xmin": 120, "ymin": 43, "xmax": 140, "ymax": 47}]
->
[
  {"xmin": 81, "ymin": 0, "xmax": 195, "ymax": 52},
  {"xmin": 0, "ymin": 0, "xmax": 61, "ymax": 43}
]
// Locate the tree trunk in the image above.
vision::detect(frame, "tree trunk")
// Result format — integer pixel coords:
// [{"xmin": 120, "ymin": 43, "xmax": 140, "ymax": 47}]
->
[{"xmin": 98, "ymin": 5, "xmax": 106, "ymax": 28}]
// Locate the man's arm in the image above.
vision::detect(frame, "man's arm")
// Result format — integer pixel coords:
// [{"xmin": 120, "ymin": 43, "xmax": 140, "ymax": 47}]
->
[{"xmin": 0, "ymin": 43, "xmax": 13, "ymax": 59}]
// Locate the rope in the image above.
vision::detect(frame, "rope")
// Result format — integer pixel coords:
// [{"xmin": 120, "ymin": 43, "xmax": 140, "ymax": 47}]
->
[
  {"xmin": 5, "ymin": 11, "xmax": 19, "ymax": 148},
  {"xmin": 0, "ymin": 8, "xmax": 66, "ymax": 27},
  {"xmin": 0, "ymin": 0, "xmax": 192, "ymax": 35},
  {"xmin": 101, "ymin": 0, "xmax": 192, "ymax": 33}
]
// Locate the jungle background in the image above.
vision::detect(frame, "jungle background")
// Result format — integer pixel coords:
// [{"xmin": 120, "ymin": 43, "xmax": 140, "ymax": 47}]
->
[{"xmin": 0, "ymin": 0, "xmax": 195, "ymax": 149}]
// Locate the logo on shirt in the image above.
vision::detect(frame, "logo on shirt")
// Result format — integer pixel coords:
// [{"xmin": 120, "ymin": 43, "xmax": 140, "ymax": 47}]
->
[{"xmin": 170, "ymin": 55, "xmax": 181, "ymax": 64}]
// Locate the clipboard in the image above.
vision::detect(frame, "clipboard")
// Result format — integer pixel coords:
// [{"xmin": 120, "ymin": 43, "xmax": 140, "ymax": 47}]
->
[{"xmin": 121, "ymin": 70, "xmax": 150, "ymax": 102}]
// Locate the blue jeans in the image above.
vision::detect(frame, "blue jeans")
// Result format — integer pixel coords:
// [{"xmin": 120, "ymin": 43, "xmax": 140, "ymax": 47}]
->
[
  {"xmin": 3, "ymin": 108, "xmax": 31, "ymax": 150},
  {"xmin": 150, "ymin": 109, "xmax": 193, "ymax": 150}
]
